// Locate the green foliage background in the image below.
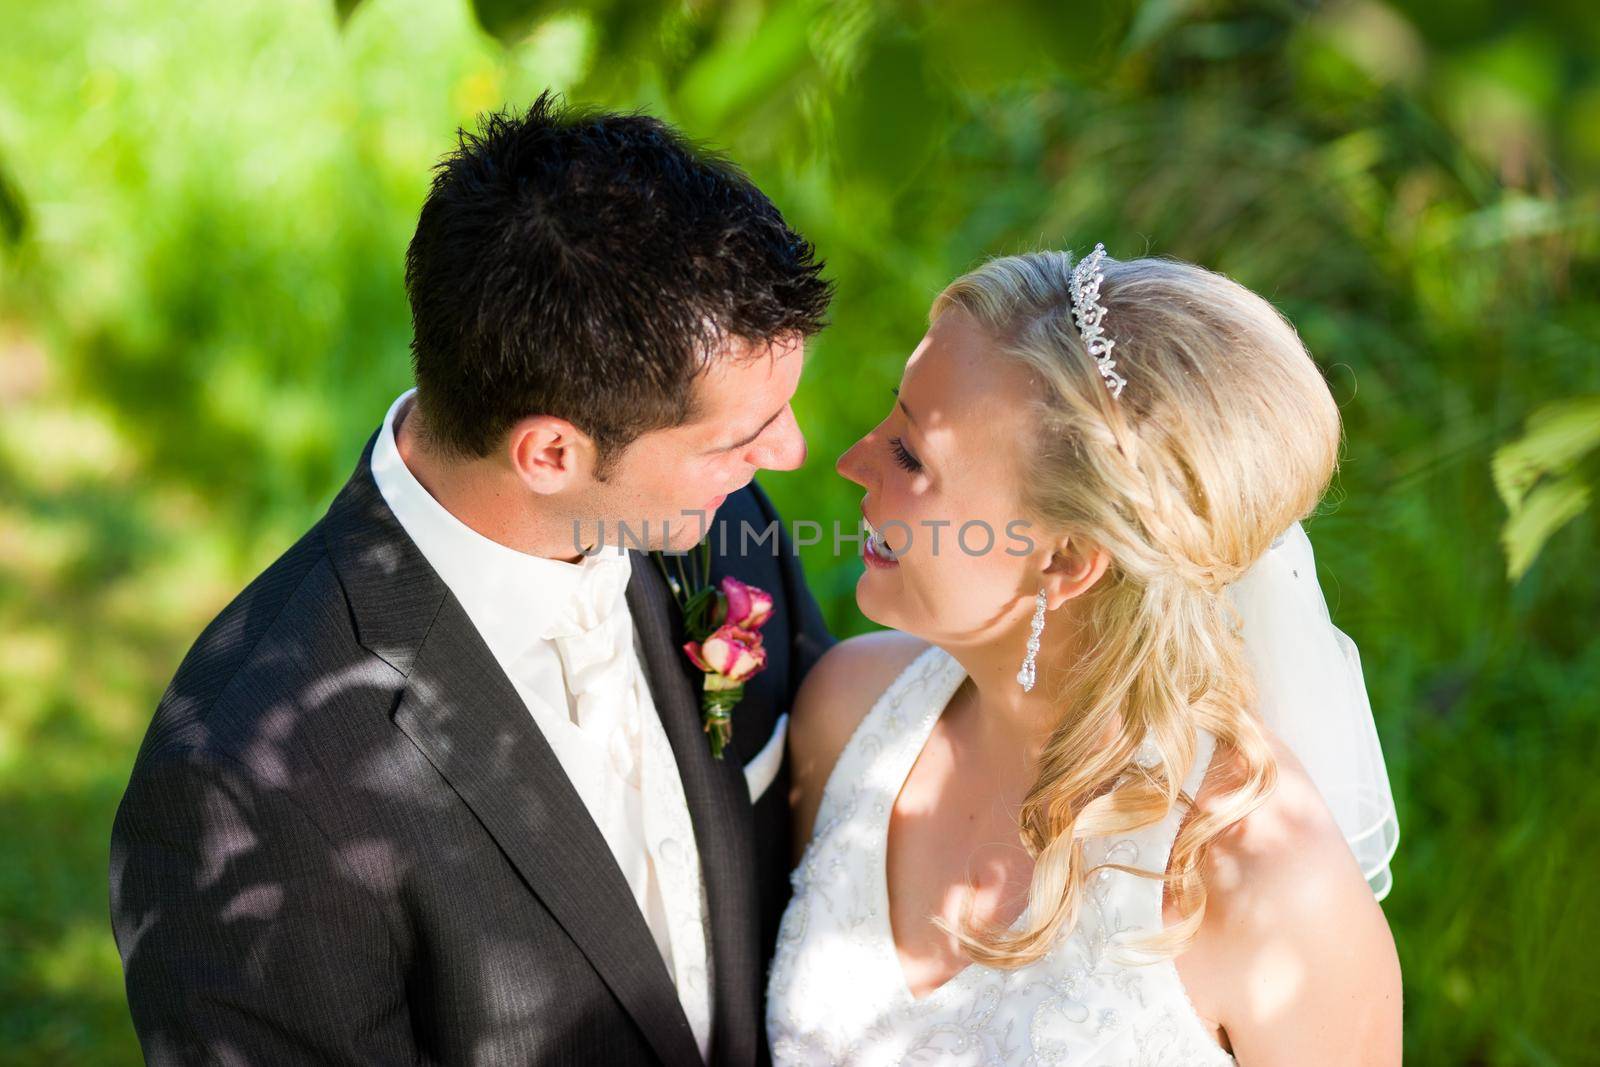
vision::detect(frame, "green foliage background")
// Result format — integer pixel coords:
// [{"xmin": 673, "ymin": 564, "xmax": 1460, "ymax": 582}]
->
[{"xmin": 1, "ymin": 0, "xmax": 1596, "ymax": 1062}]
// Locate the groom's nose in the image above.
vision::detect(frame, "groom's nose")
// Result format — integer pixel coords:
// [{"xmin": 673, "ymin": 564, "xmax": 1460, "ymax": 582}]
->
[{"xmin": 749, "ymin": 407, "xmax": 806, "ymax": 472}]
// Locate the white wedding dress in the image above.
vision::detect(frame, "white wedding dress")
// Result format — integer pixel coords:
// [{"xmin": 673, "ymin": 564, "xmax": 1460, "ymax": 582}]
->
[{"xmin": 766, "ymin": 644, "xmax": 1236, "ymax": 1066}]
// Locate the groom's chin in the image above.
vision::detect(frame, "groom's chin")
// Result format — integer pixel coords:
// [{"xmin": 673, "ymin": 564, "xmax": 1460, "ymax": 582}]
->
[{"xmin": 662, "ymin": 513, "xmax": 716, "ymax": 553}]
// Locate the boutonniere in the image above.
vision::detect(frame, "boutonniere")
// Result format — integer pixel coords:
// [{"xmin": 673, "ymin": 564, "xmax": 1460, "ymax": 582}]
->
[{"xmin": 652, "ymin": 539, "xmax": 774, "ymax": 759}]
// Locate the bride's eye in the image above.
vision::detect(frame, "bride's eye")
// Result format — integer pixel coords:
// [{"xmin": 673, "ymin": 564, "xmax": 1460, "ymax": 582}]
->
[{"xmin": 888, "ymin": 436, "xmax": 923, "ymax": 473}]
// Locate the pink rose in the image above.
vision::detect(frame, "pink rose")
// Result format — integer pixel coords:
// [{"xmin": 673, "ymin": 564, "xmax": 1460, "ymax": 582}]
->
[
  {"xmin": 683, "ymin": 623, "xmax": 768, "ymax": 683},
  {"xmin": 718, "ymin": 576, "xmax": 774, "ymax": 631}
]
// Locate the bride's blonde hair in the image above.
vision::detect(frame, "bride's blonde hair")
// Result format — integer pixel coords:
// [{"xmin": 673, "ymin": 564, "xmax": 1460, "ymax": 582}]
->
[{"xmin": 930, "ymin": 248, "xmax": 1341, "ymax": 965}]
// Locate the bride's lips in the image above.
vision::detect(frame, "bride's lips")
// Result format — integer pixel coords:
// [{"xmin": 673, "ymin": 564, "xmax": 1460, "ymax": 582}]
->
[{"xmin": 861, "ymin": 509, "xmax": 900, "ymax": 569}]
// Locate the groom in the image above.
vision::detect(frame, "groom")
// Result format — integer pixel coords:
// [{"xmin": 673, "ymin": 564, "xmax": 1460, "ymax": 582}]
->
[{"xmin": 109, "ymin": 93, "xmax": 835, "ymax": 1066}]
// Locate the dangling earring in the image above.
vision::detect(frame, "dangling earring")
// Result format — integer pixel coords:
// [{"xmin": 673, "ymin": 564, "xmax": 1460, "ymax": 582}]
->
[{"xmin": 1016, "ymin": 590, "xmax": 1047, "ymax": 692}]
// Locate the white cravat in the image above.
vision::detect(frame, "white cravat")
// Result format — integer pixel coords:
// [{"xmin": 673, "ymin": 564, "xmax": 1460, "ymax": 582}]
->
[{"xmin": 370, "ymin": 388, "xmax": 713, "ymax": 1059}]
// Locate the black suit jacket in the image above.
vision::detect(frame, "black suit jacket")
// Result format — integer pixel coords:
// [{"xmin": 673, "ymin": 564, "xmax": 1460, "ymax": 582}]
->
[{"xmin": 108, "ymin": 427, "xmax": 834, "ymax": 1066}]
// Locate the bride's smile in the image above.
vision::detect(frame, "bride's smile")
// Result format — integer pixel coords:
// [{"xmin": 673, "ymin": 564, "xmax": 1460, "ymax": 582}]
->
[{"xmin": 839, "ymin": 309, "xmax": 1084, "ymax": 650}]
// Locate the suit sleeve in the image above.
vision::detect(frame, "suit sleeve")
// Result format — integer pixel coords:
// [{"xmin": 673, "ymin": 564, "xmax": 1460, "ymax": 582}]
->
[
  {"xmin": 747, "ymin": 479, "xmax": 837, "ymax": 701},
  {"xmin": 109, "ymin": 747, "xmax": 416, "ymax": 1065}
]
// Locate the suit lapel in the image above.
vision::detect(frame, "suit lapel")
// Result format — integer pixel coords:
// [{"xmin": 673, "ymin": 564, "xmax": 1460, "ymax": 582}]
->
[
  {"xmin": 325, "ymin": 433, "xmax": 703, "ymax": 1067},
  {"xmin": 627, "ymin": 551, "xmax": 760, "ymax": 1067}
]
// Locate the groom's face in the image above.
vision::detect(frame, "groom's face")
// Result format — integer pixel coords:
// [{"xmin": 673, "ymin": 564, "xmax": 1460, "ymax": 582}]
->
[{"xmin": 585, "ymin": 332, "xmax": 809, "ymax": 552}]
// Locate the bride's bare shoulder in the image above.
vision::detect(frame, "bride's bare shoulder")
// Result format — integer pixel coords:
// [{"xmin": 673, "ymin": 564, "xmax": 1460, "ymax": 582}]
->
[
  {"xmin": 1194, "ymin": 731, "xmax": 1367, "ymax": 903},
  {"xmin": 1182, "ymin": 732, "xmax": 1402, "ymax": 1061},
  {"xmin": 792, "ymin": 631, "xmax": 932, "ymax": 763},
  {"xmin": 788, "ymin": 631, "xmax": 931, "ymax": 842}
]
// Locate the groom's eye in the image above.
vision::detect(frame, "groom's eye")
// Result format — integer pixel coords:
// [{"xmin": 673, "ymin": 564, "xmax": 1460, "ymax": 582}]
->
[
  {"xmin": 713, "ymin": 405, "xmax": 787, "ymax": 454},
  {"xmin": 888, "ymin": 436, "xmax": 923, "ymax": 473}
]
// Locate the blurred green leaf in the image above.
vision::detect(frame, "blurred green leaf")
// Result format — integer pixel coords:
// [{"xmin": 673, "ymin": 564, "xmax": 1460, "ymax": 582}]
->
[
  {"xmin": 831, "ymin": 23, "xmax": 954, "ymax": 189},
  {"xmin": 921, "ymin": 0, "xmax": 1095, "ymax": 91},
  {"xmin": 1124, "ymin": 0, "xmax": 1202, "ymax": 54},
  {"xmin": 1500, "ymin": 472, "xmax": 1591, "ymax": 582},
  {"xmin": 469, "ymin": 0, "xmax": 564, "ymax": 43},
  {"xmin": 0, "ymin": 149, "xmax": 25, "ymax": 245},
  {"xmin": 676, "ymin": 1, "xmax": 814, "ymax": 130},
  {"xmin": 1493, "ymin": 396, "xmax": 1600, "ymax": 579},
  {"xmin": 1493, "ymin": 396, "xmax": 1600, "ymax": 511}
]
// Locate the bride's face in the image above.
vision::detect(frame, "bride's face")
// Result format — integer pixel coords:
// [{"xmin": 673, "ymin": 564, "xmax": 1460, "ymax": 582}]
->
[{"xmin": 837, "ymin": 309, "xmax": 1049, "ymax": 641}]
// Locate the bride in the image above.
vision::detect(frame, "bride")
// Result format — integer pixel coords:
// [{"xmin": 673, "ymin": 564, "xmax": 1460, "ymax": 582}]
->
[{"xmin": 766, "ymin": 246, "xmax": 1403, "ymax": 1064}]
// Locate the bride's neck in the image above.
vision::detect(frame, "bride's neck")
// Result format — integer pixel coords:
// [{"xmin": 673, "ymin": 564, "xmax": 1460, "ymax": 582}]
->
[{"xmin": 940, "ymin": 606, "xmax": 1097, "ymax": 761}]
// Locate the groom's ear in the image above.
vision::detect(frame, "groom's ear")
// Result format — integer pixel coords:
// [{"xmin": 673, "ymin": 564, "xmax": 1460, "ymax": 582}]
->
[
  {"xmin": 1041, "ymin": 535, "xmax": 1112, "ymax": 608},
  {"xmin": 507, "ymin": 414, "xmax": 594, "ymax": 494}
]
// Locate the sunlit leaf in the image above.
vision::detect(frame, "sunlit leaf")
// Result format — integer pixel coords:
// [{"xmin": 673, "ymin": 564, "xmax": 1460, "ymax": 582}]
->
[
  {"xmin": 1492, "ymin": 395, "xmax": 1600, "ymax": 579},
  {"xmin": 1492, "ymin": 396, "xmax": 1600, "ymax": 512},
  {"xmin": 1456, "ymin": 194, "xmax": 1596, "ymax": 250},
  {"xmin": 1501, "ymin": 472, "xmax": 1591, "ymax": 582}
]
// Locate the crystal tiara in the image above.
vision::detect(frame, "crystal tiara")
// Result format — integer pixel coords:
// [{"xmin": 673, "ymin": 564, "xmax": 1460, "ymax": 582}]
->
[{"xmin": 1068, "ymin": 242, "xmax": 1127, "ymax": 399}]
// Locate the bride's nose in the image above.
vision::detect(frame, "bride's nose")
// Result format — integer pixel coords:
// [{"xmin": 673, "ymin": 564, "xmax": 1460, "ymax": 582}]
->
[{"xmin": 836, "ymin": 433, "xmax": 874, "ymax": 488}]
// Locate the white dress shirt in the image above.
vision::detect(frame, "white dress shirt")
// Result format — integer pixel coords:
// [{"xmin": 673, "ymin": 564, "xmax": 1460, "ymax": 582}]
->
[{"xmin": 370, "ymin": 388, "xmax": 712, "ymax": 1059}]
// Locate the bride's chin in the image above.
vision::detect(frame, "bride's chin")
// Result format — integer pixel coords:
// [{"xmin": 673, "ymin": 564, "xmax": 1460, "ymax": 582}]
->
[{"xmin": 853, "ymin": 574, "xmax": 897, "ymax": 627}]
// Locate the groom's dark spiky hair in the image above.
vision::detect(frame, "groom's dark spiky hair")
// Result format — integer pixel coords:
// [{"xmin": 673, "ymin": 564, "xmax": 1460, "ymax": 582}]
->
[{"xmin": 403, "ymin": 90, "xmax": 832, "ymax": 476}]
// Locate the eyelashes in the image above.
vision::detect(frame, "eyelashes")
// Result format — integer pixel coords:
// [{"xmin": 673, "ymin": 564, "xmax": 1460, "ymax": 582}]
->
[{"xmin": 889, "ymin": 436, "xmax": 923, "ymax": 473}]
